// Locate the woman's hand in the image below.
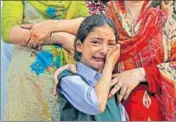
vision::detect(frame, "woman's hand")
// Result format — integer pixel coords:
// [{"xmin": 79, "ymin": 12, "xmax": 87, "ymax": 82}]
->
[
  {"xmin": 21, "ymin": 20, "xmax": 57, "ymax": 47},
  {"xmin": 52, "ymin": 64, "xmax": 77, "ymax": 96},
  {"xmin": 109, "ymin": 68, "xmax": 146, "ymax": 102}
]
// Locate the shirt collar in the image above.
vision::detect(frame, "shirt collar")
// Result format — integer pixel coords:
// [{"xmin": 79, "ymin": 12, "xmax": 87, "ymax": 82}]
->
[{"xmin": 77, "ymin": 62, "xmax": 101, "ymax": 86}]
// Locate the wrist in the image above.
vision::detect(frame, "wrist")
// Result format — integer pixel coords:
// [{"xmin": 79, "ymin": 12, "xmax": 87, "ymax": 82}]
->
[
  {"xmin": 49, "ymin": 33, "xmax": 54, "ymax": 44},
  {"xmin": 51, "ymin": 20, "xmax": 60, "ymax": 32},
  {"xmin": 45, "ymin": 33, "xmax": 55, "ymax": 45},
  {"xmin": 104, "ymin": 61, "xmax": 114, "ymax": 72}
]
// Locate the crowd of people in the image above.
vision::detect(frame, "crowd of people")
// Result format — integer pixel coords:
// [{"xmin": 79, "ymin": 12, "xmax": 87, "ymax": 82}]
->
[{"xmin": 1, "ymin": 0, "xmax": 176, "ymax": 121}]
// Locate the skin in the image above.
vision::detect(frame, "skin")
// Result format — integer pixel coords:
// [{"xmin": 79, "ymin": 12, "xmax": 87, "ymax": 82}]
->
[
  {"xmin": 59, "ymin": 24, "xmax": 121, "ymax": 112},
  {"xmin": 8, "ymin": 24, "xmax": 76, "ymax": 54},
  {"xmin": 76, "ymin": 24, "xmax": 120, "ymax": 112},
  {"xmin": 53, "ymin": 1, "xmax": 147, "ymax": 103},
  {"xmin": 52, "ymin": 24, "xmax": 118, "ymax": 95},
  {"xmin": 76, "ymin": 25, "xmax": 117, "ymax": 72},
  {"xmin": 24, "ymin": 18, "xmax": 84, "ymax": 47},
  {"xmin": 20, "ymin": 0, "xmax": 173, "ymax": 52},
  {"xmin": 124, "ymin": 1, "xmax": 144, "ymax": 24}
]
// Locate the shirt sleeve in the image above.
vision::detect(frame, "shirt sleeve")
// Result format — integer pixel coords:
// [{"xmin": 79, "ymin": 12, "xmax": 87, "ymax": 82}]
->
[
  {"xmin": 60, "ymin": 75, "xmax": 101, "ymax": 115},
  {"xmin": 2, "ymin": 1, "xmax": 23, "ymax": 42}
]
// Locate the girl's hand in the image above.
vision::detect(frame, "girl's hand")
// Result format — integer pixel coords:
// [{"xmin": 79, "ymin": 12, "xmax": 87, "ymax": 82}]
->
[
  {"xmin": 52, "ymin": 64, "xmax": 77, "ymax": 96},
  {"xmin": 106, "ymin": 44, "xmax": 120, "ymax": 68},
  {"xmin": 109, "ymin": 68, "xmax": 146, "ymax": 102},
  {"xmin": 57, "ymin": 32, "xmax": 75, "ymax": 56}
]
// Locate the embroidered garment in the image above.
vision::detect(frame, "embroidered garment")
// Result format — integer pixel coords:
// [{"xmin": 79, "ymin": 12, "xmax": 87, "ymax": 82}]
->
[
  {"xmin": 106, "ymin": 1, "xmax": 176, "ymax": 120},
  {"xmin": 2, "ymin": 1, "xmax": 89, "ymax": 121}
]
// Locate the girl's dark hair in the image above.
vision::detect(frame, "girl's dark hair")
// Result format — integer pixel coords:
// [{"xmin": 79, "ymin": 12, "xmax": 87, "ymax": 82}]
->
[{"xmin": 74, "ymin": 14, "xmax": 119, "ymax": 61}]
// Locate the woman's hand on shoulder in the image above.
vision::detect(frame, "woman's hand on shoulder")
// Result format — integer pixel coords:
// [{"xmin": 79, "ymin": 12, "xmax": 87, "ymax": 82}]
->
[{"xmin": 52, "ymin": 64, "xmax": 77, "ymax": 96}]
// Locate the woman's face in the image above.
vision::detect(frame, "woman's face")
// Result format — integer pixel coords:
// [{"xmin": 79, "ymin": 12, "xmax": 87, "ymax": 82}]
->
[{"xmin": 76, "ymin": 24, "xmax": 116, "ymax": 72}]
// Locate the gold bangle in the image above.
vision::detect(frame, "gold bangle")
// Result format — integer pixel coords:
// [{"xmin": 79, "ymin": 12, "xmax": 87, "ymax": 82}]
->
[{"xmin": 49, "ymin": 33, "xmax": 54, "ymax": 44}]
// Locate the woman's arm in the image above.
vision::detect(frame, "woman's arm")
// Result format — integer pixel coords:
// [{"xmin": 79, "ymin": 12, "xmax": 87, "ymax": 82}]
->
[
  {"xmin": 22, "ymin": 18, "xmax": 85, "ymax": 46},
  {"xmin": 109, "ymin": 15, "xmax": 176, "ymax": 103},
  {"xmin": 2, "ymin": 1, "xmax": 23, "ymax": 43},
  {"xmin": 8, "ymin": 26, "xmax": 76, "ymax": 52},
  {"xmin": 2, "ymin": 1, "xmax": 85, "ymax": 46}
]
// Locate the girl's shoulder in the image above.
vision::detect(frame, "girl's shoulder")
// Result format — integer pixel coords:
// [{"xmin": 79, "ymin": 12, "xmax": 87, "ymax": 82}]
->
[{"xmin": 59, "ymin": 70, "xmax": 89, "ymax": 86}]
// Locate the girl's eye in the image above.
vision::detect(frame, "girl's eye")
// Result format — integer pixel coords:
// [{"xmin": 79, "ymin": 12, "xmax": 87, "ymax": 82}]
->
[
  {"xmin": 92, "ymin": 40, "xmax": 100, "ymax": 45},
  {"xmin": 108, "ymin": 43, "xmax": 116, "ymax": 46}
]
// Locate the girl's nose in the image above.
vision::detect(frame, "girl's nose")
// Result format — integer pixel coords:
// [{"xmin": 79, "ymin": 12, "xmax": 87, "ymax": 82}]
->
[{"xmin": 100, "ymin": 44, "xmax": 109, "ymax": 55}]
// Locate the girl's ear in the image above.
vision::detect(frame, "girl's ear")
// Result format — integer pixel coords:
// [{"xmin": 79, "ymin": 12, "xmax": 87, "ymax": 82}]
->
[{"xmin": 76, "ymin": 40, "xmax": 83, "ymax": 53}]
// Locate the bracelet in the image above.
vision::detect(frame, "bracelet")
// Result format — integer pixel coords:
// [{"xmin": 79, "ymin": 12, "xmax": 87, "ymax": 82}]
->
[{"xmin": 49, "ymin": 33, "xmax": 54, "ymax": 44}]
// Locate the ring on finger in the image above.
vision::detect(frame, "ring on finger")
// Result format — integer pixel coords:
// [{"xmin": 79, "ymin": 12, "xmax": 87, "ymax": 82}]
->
[
  {"xmin": 115, "ymin": 84, "xmax": 121, "ymax": 89},
  {"xmin": 119, "ymin": 91, "xmax": 125, "ymax": 95}
]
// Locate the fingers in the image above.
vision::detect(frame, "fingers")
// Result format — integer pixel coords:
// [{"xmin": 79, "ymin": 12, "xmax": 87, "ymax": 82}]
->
[
  {"xmin": 109, "ymin": 82, "xmax": 121, "ymax": 98},
  {"xmin": 52, "ymin": 69, "xmax": 61, "ymax": 96},
  {"xmin": 110, "ymin": 77, "xmax": 118, "ymax": 87},
  {"xmin": 67, "ymin": 50, "xmax": 74, "ymax": 57},
  {"xmin": 106, "ymin": 44, "xmax": 121, "ymax": 65},
  {"xmin": 23, "ymin": 31, "xmax": 32, "ymax": 45},
  {"xmin": 112, "ymin": 73, "xmax": 119, "ymax": 78},
  {"xmin": 25, "ymin": 23, "xmax": 51, "ymax": 46},
  {"xmin": 69, "ymin": 64, "xmax": 77, "ymax": 73},
  {"xmin": 21, "ymin": 24, "xmax": 33, "ymax": 29},
  {"xmin": 28, "ymin": 34, "xmax": 48, "ymax": 48},
  {"xmin": 27, "ymin": 32, "xmax": 39, "ymax": 48},
  {"xmin": 118, "ymin": 86, "xmax": 127, "ymax": 102},
  {"xmin": 52, "ymin": 64, "xmax": 77, "ymax": 96},
  {"xmin": 52, "ymin": 83, "xmax": 58, "ymax": 96},
  {"xmin": 114, "ymin": 44, "xmax": 120, "ymax": 49},
  {"xmin": 123, "ymin": 88, "xmax": 131, "ymax": 100},
  {"xmin": 108, "ymin": 44, "xmax": 120, "ymax": 55},
  {"xmin": 28, "ymin": 38, "xmax": 40, "ymax": 48},
  {"xmin": 27, "ymin": 38, "xmax": 34, "ymax": 48}
]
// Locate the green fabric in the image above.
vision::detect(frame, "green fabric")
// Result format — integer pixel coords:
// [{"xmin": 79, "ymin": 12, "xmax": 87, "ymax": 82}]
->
[
  {"xmin": 1, "ymin": 1, "xmax": 89, "ymax": 42},
  {"xmin": 2, "ymin": 1, "xmax": 89, "ymax": 121},
  {"xmin": 58, "ymin": 70, "xmax": 122, "ymax": 121}
]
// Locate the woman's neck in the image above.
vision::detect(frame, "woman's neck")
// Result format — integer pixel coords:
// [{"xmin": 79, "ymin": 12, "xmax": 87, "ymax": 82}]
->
[
  {"xmin": 124, "ymin": 1, "xmax": 144, "ymax": 24},
  {"xmin": 124, "ymin": 1, "xmax": 144, "ymax": 7}
]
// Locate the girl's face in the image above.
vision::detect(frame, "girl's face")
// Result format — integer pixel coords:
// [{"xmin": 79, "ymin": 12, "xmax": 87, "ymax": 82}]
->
[{"xmin": 76, "ymin": 24, "xmax": 116, "ymax": 72}]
